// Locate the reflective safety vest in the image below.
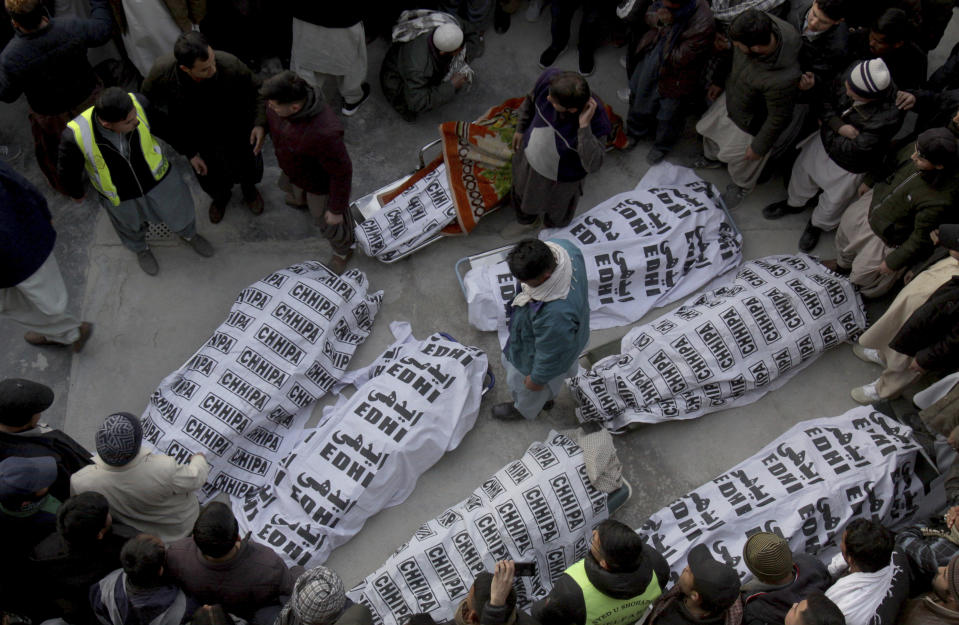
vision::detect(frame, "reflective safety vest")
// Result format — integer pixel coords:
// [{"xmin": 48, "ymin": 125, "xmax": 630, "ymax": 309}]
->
[
  {"xmin": 565, "ymin": 560, "xmax": 661, "ymax": 625},
  {"xmin": 67, "ymin": 93, "xmax": 169, "ymax": 206}
]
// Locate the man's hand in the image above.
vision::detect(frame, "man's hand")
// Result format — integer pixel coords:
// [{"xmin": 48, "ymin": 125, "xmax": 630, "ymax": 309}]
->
[
  {"xmin": 949, "ymin": 428, "xmax": 959, "ymax": 452},
  {"xmin": 190, "ymin": 154, "xmax": 208, "ymax": 176},
  {"xmin": 524, "ymin": 375, "xmax": 545, "ymax": 391},
  {"xmin": 896, "ymin": 90, "xmax": 916, "ymax": 111},
  {"xmin": 579, "ymin": 97, "xmax": 598, "ymax": 128},
  {"xmin": 451, "ymin": 72, "xmax": 468, "ymax": 90},
  {"xmin": 909, "ymin": 357, "xmax": 926, "ymax": 373},
  {"xmin": 878, "ymin": 260, "xmax": 893, "ymax": 275},
  {"xmin": 744, "ymin": 146, "xmax": 761, "ymax": 161},
  {"xmin": 655, "ymin": 7, "xmax": 673, "ymax": 25},
  {"xmin": 858, "ymin": 182, "xmax": 871, "ymax": 197},
  {"xmin": 325, "ymin": 211, "xmax": 344, "ymax": 226},
  {"xmin": 706, "ymin": 84, "xmax": 723, "ymax": 102},
  {"xmin": 511, "ymin": 132, "xmax": 523, "ymax": 152},
  {"xmin": 947, "ymin": 505, "xmax": 959, "ymax": 528},
  {"xmin": 931, "ymin": 229, "xmax": 940, "ymax": 245},
  {"xmin": 798, "ymin": 72, "xmax": 815, "ymax": 91},
  {"xmin": 490, "ymin": 561, "xmax": 515, "ymax": 607},
  {"xmin": 250, "ymin": 126, "xmax": 265, "ymax": 155},
  {"xmin": 192, "ymin": 452, "xmax": 206, "ymax": 461},
  {"xmin": 838, "ymin": 124, "xmax": 860, "ymax": 139}
]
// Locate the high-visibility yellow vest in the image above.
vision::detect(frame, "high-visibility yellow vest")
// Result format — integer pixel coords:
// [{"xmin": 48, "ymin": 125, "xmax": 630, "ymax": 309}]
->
[
  {"xmin": 67, "ymin": 93, "xmax": 169, "ymax": 206},
  {"xmin": 565, "ymin": 560, "xmax": 661, "ymax": 625}
]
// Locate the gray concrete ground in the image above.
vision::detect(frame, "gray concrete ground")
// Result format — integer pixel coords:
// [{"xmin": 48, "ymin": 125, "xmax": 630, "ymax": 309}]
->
[{"xmin": 2, "ymin": 6, "xmax": 958, "ymax": 589}]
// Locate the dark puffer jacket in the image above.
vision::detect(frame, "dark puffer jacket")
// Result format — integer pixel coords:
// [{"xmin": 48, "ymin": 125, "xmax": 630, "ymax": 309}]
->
[
  {"xmin": 380, "ymin": 32, "xmax": 457, "ymax": 120},
  {"xmin": 725, "ymin": 15, "xmax": 802, "ymax": 156},
  {"xmin": 787, "ymin": 0, "xmax": 850, "ymax": 90},
  {"xmin": 742, "ymin": 554, "xmax": 832, "ymax": 625},
  {"xmin": 633, "ymin": 0, "xmax": 715, "ymax": 99},
  {"xmin": 890, "ymin": 276, "xmax": 959, "ymax": 371},
  {"xmin": 531, "ymin": 547, "xmax": 670, "ymax": 625},
  {"xmin": 865, "ymin": 143, "xmax": 959, "ymax": 271},
  {"xmin": 819, "ymin": 73, "xmax": 903, "ymax": 173}
]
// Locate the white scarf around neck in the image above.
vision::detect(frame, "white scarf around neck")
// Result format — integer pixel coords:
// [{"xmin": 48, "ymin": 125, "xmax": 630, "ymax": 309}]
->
[{"xmin": 512, "ymin": 241, "xmax": 573, "ymax": 307}]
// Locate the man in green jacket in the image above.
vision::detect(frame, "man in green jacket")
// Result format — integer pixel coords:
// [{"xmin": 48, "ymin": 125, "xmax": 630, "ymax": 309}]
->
[
  {"xmin": 824, "ymin": 127, "xmax": 959, "ymax": 297},
  {"xmin": 494, "ymin": 238, "xmax": 590, "ymax": 421}
]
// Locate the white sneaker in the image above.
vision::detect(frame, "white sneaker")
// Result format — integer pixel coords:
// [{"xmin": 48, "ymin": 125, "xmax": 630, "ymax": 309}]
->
[
  {"xmin": 852, "ymin": 343, "xmax": 885, "ymax": 366},
  {"xmin": 851, "ymin": 380, "xmax": 881, "ymax": 404},
  {"xmin": 525, "ymin": 0, "xmax": 544, "ymax": 21},
  {"xmin": 617, "ymin": 88, "xmax": 630, "ymax": 102}
]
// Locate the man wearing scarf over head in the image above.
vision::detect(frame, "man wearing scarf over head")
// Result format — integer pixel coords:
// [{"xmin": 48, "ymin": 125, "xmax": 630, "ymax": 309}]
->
[{"xmin": 493, "ymin": 238, "xmax": 589, "ymax": 421}]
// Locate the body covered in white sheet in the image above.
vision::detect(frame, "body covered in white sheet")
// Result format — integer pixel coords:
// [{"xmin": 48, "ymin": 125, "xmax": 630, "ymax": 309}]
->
[
  {"xmin": 142, "ymin": 262, "xmax": 382, "ymax": 500},
  {"xmin": 348, "ymin": 431, "xmax": 610, "ymax": 625},
  {"xmin": 465, "ymin": 163, "xmax": 742, "ymax": 343},
  {"xmin": 570, "ymin": 255, "xmax": 867, "ymax": 432},
  {"xmin": 235, "ymin": 331, "xmax": 488, "ymax": 567}
]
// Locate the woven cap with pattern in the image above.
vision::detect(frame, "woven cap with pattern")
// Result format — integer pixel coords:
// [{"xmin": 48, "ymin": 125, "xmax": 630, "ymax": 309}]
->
[
  {"xmin": 95, "ymin": 412, "xmax": 143, "ymax": 466},
  {"xmin": 948, "ymin": 553, "xmax": 959, "ymax": 604},
  {"xmin": 743, "ymin": 532, "xmax": 794, "ymax": 583},
  {"xmin": 292, "ymin": 566, "xmax": 346, "ymax": 625}
]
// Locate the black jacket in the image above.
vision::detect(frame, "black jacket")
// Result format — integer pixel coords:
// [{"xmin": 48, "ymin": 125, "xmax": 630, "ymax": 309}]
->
[
  {"xmin": 788, "ymin": 0, "xmax": 850, "ymax": 94},
  {"xmin": 890, "ymin": 276, "xmax": 959, "ymax": 371},
  {"xmin": 0, "ymin": 0, "xmax": 113, "ymax": 114},
  {"xmin": 742, "ymin": 554, "xmax": 832, "ymax": 625},
  {"xmin": 57, "ymin": 94, "xmax": 169, "ymax": 202},
  {"xmin": 819, "ymin": 76, "xmax": 903, "ymax": 173},
  {"xmin": 28, "ymin": 521, "xmax": 141, "ymax": 625},
  {"xmin": 847, "ymin": 28, "xmax": 928, "ymax": 91},
  {"xmin": 0, "ymin": 428, "xmax": 92, "ymax": 502},
  {"xmin": 531, "ymin": 548, "xmax": 670, "ymax": 625},
  {"xmin": 0, "ymin": 160, "xmax": 56, "ymax": 288}
]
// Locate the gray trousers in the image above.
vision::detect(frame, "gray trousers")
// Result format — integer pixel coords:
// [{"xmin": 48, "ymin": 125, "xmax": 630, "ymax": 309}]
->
[
  {"xmin": 1, "ymin": 254, "xmax": 81, "ymax": 344},
  {"xmin": 502, "ymin": 352, "xmax": 579, "ymax": 419}
]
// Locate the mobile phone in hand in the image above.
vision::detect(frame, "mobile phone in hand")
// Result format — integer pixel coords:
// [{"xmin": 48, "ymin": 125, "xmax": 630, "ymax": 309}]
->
[{"xmin": 514, "ymin": 561, "xmax": 536, "ymax": 577}]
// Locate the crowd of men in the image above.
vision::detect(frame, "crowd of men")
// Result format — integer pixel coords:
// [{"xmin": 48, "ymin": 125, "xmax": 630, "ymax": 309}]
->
[
  {"xmin": 4, "ymin": 1, "xmax": 959, "ymax": 625},
  {"xmin": 4, "ymin": 375, "xmax": 959, "ymax": 625}
]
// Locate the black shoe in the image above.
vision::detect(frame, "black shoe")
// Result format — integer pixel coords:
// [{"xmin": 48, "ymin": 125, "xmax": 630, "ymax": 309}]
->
[
  {"xmin": 539, "ymin": 45, "xmax": 565, "ymax": 69},
  {"xmin": 492, "ymin": 402, "xmax": 525, "ymax": 421},
  {"xmin": 542, "ymin": 400, "xmax": 555, "ymax": 411},
  {"xmin": 137, "ymin": 249, "xmax": 159, "ymax": 275},
  {"xmin": 798, "ymin": 220, "xmax": 822, "ymax": 252},
  {"xmin": 578, "ymin": 50, "xmax": 595, "ymax": 76},
  {"xmin": 494, "ymin": 4, "xmax": 511, "ymax": 33},
  {"xmin": 762, "ymin": 199, "xmax": 806, "ymax": 220},
  {"xmin": 341, "ymin": 83, "xmax": 371, "ymax": 116}
]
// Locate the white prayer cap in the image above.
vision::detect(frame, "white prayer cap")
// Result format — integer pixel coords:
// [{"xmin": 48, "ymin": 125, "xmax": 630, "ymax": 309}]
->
[{"xmin": 433, "ymin": 23, "xmax": 463, "ymax": 52}]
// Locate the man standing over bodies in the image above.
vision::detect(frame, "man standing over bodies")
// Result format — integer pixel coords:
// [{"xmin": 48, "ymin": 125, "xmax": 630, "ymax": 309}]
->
[
  {"xmin": 492, "ymin": 237, "xmax": 589, "ymax": 421},
  {"xmin": 143, "ymin": 32, "xmax": 267, "ymax": 224},
  {"xmin": 261, "ymin": 72, "xmax": 354, "ymax": 275},
  {"xmin": 58, "ymin": 87, "xmax": 214, "ymax": 276},
  {"xmin": 625, "ymin": 0, "xmax": 715, "ymax": 165},
  {"xmin": 694, "ymin": 9, "xmax": 801, "ymax": 208},
  {"xmin": 289, "ymin": 6, "xmax": 371, "ymax": 117},
  {"xmin": 506, "ymin": 69, "xmax": 610, "ymax": 235},
  {"xmin": 762, "ymin": 59, "xmax": 903, "ymax": 252},
  {"xmin": 1, "ymin": 161, "xmax": 92, "ymax": 352},
  {"xmin": 0, "ymin": 0, "xmax": 112, "ymax": 193}
]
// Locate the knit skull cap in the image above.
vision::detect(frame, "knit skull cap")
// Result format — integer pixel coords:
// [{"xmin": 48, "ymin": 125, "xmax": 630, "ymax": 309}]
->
[
  {"xmin": 948, "ymin": 553, "xmax": 959, "ymax": 604},
  {"xmin": 847, "ymin": 58, "xmax": 892, "ymax": 99},
  {"xmin": 0, "ymin": 378, "xmax": 54, "ymax": 427},
  {"xmin": 939, "ymin": 224, "xmax": 959, "ymax": 252},
  {"xmin": 292, "ymin": 566, "xmax": 346, "ymax": 625},
  {"xmin": 743, "ymin": 532, "xmax": 794, "ymax": 583},
  {"xmin": 95, "ymin": 412, "xmax": 143, "ymax": 466},
  {"xmin": 433, "ymin": 23, "xmax": 463, "ymax": 52},
  {"xmin": 917, "ymin": 127, "xmax": 959, "ymax": 166}
]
